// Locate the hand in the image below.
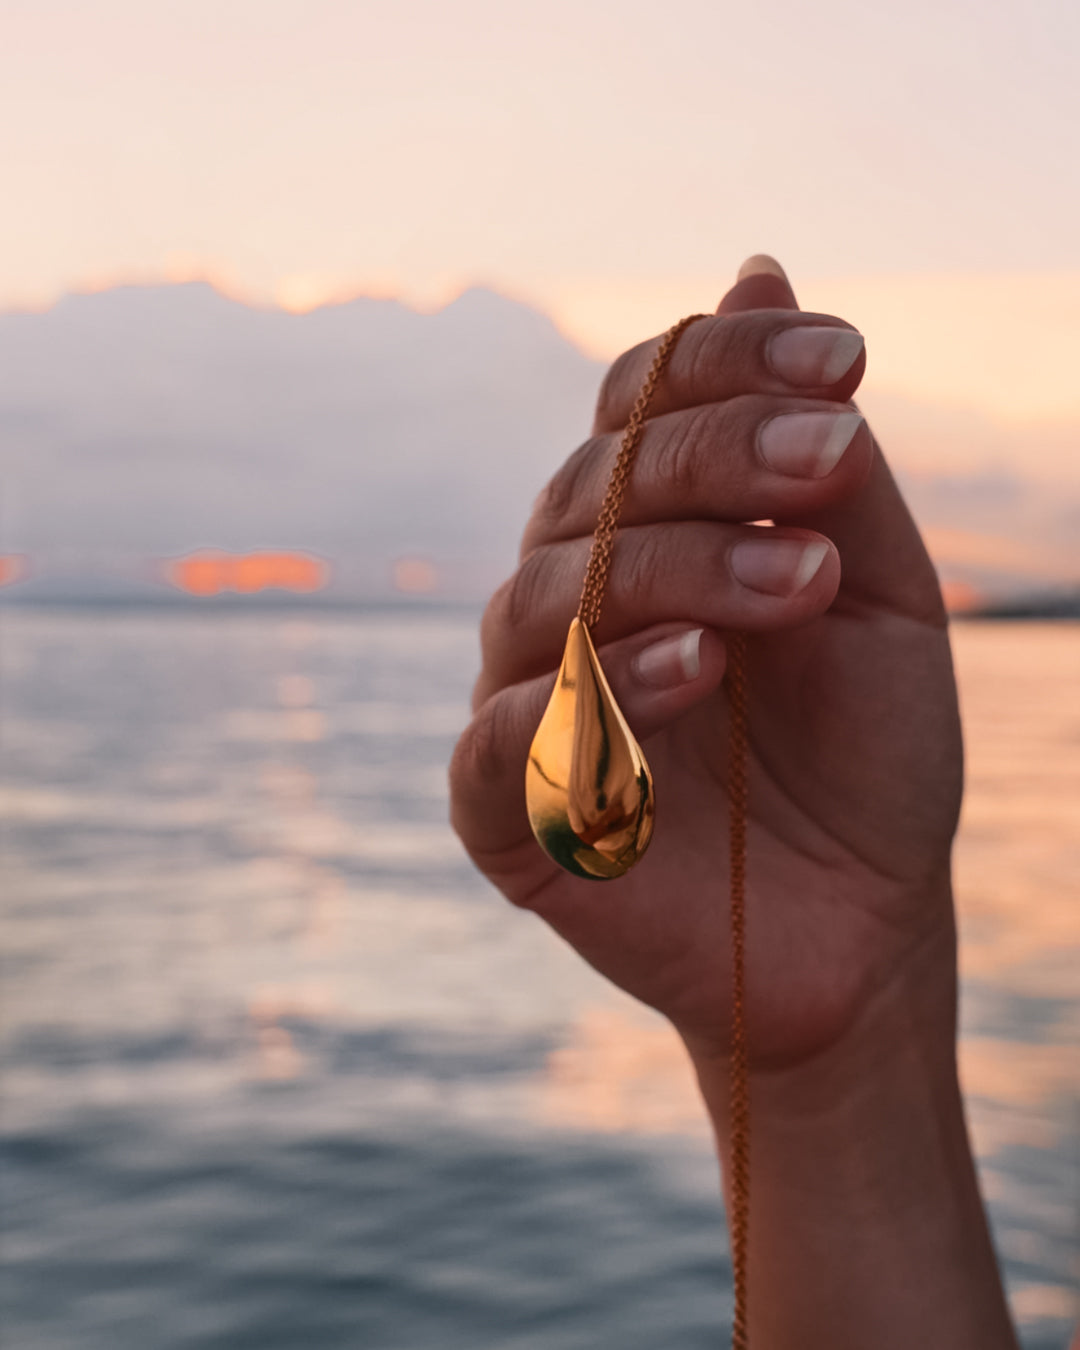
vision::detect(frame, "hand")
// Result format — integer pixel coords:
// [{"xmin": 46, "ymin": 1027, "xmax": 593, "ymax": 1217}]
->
[
  {"xmin": 451, "ymin": 259, "xmax": 1019, "ymax": 1346},
  {"xmin": 450, "ymin": 256, "xmax": 963, "ymax": 1069}
]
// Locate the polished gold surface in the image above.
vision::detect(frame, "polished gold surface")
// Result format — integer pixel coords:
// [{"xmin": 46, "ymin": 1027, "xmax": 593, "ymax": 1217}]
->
[{"xmin": 525, "ymin": 618, "xmax": 654, "ymax": 880}]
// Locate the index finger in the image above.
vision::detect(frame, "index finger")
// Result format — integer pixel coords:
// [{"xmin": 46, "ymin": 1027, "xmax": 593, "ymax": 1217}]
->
[{"xmin": 592, "ymin": 309, "xmax": 866, "ymax": 435}]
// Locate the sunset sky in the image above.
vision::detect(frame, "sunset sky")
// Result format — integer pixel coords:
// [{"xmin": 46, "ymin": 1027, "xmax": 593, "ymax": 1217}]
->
[{"xmin": 4, "ymin": 0, "xmax": 1079, "ymax": 429}]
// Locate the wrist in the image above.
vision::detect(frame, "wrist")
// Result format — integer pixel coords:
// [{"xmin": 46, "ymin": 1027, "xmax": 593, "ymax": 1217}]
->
[
  {"xmin": 688, "ymin": 916, "xmax": 961, "ymax": 1163},
  {"xmin": 681, "ymin": 897, "xmax": 1019, "ymax": 1347}
]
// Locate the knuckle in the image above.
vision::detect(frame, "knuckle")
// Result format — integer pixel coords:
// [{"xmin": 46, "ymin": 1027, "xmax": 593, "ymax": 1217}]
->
[
  {"xmin": 595, "ymin": 345, "xmax": 642, "ymax": 428},
  {"xmin": 483, "ymin": 549, "xmax": 547, "ymax": 650},
  {"xmin": 616, "ymin": 528, "xmax": 667, "ymax": 608},
  {"xmin": 682, "ymin": 321, "xmax": 717, "ymax": 397},
  {"xmin": 530, "ymin": 436, "xmax": 602, "ymax": 540},
  {"xmin": 651, "ymin": 404, "xmax": 716, "ymax": 502},
  {"xmin": 449, "ymin": 698, "xmax": 505, "ymax": 799},
  {"xmin": 503, "ymin": 551, "xmax": 545, "ymax": 633},
  {"xmin": 688, "ymin": 316, "xmax": 755, "ymax": 395},
  {"xmin": 479, "ymin": 578, "xmax": 513, "ymax": 661},
  {"xmin": 706, "ymin": 531, "xmax": 735, "ymax": 598}
]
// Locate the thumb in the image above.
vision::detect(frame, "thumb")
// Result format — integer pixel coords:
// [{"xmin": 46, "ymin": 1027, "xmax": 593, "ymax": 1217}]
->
[{"xmin": 717, "ymin": 253, "xmax": 800, "ymax": 314}]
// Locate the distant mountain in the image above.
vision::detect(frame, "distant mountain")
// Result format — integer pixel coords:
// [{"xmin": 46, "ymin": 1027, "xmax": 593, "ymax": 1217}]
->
[{"xmin": 0, "ymin": 282, "xmax": 1076, "ymax": 604}]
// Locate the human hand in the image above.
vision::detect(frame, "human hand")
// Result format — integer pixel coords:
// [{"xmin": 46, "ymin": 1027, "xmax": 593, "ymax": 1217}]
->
[
  {"xmin": 449, "ymin": 258, "xmax": 1020, "ymax": 1347},
  {"xmin": 450, "ymin": 256, "xmax": 962, "ymax": 1070}
]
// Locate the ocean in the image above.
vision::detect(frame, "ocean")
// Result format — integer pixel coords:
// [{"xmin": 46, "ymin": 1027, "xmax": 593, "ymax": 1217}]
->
[{"xmin": 1, "ymin": 607, "xmax": 1077, "ymax": 1348}]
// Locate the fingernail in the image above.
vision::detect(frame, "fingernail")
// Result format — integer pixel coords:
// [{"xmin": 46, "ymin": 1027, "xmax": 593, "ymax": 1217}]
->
[
  {"xmin": 633, "ymin": 629, "xmax": 703, "ymax": 689},
  {"xmin": 767, "ymin": 327, "xmax": 864, "ymax": 386},
  {"xmin": 758, "ymin": 411, "xmax": 865, "ymax": 479},
  {"xmin": 738, "ymin": 254, "xmax": 789, "ymax": 283},
  {"xmin": 730, "ymin": 538, "xmax": 829, "ymax": 597}
]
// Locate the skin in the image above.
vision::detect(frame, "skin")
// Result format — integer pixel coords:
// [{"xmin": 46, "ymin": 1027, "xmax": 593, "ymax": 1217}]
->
[{"xmin": 449, "ymin": 257, "xmax": 1024, "ymax": 1346}]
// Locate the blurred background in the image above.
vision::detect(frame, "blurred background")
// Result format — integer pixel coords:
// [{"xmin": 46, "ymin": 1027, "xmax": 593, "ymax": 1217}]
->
[{"xmin": 1, "ymin": 1, "xmax": 1078, "ymax": 1346}]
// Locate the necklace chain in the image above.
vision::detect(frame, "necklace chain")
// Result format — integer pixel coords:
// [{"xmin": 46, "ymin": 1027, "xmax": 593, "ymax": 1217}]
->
[
  {"xmin": 727, "ymin": 628, "xmax": 750, "ymax": 1350},
  {"xmin": 576, "ymin": 314, "xmax": 704, "ymax": 629},
  {"xmin": 577, "ymin": 315, "xmax": 751, "ymax": 1347}
]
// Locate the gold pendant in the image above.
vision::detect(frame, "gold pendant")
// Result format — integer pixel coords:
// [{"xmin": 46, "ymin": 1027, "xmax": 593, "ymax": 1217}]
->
[{"xmin": 525, "ymin": 618, "xmax": 654, "ymax": 880}]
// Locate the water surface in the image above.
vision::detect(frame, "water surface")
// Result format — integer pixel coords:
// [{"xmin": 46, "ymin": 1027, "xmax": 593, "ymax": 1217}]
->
[{"xmin": 2, "ymin": 609, "xmax": 1077, "ymax": 1346}]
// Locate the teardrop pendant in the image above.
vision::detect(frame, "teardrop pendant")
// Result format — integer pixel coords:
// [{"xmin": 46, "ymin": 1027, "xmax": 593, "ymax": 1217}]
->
[{"xmin": 525, "ymin": 618, "xmax": 654, "ymax": 880}]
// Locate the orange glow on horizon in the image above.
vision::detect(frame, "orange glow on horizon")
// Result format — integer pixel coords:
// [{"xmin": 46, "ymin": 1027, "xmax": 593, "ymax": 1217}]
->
[
  {"xmin": 392, "ymin": 556, "xmax": 439, "ymax": 594},
  {"xmin": 166, "ymin": 551, "xmax": 329, "ymax": 596},
  {"xmin": 0, "ymin": 554, "xmax": 27, "ymax": 586},
  {"xmin": 940, "ymin": 580, "xmax": 983, "ymax": 615}
]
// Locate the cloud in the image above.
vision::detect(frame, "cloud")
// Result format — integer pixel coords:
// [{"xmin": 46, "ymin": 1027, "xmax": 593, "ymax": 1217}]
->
[{"xmin": 1, "ymin": 280, "xmax": 1075, "ymax": 602}]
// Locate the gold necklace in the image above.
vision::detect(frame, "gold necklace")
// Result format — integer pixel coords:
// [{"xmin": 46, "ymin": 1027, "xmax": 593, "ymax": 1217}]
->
[{"xmin": 524, "ymin": 315, "xmax": 751, "ymax": 1348}]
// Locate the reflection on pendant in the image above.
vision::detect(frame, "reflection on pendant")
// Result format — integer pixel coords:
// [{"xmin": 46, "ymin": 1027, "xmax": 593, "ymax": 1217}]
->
[{"xmin": 526, "ymin": 617, "xmax": 654, "ymax": 880}]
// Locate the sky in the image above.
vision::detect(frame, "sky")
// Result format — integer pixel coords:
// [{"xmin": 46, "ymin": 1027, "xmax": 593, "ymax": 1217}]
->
[{"xmin": 3, "ymin": 0, "xmax": 1080, "ymax": 426}]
